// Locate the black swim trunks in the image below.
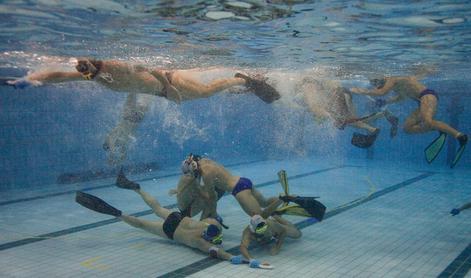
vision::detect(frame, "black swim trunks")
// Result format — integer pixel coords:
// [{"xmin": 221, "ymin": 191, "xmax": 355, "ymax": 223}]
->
[{"xmin": 163, "ymin": 211, "xmax": 184, "ymax": 239}]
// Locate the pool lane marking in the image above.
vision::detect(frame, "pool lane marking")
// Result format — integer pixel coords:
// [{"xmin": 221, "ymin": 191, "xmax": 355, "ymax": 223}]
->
[
  {"xmin": 0, "ymin": 159, "xmax": 265, "ymax": 207},
  {"xmin": 0, "ymin": 165, "xmax": 345, "ymax": 251},
  {"xmin": 156, "ymin": 172, "xmax": 434, "ymax": 278},
  {"xmin": 438, "ymin": 242, "xmax": 471, "ymax": 278}
]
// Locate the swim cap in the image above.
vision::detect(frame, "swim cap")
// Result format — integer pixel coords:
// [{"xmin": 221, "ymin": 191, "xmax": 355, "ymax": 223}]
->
[
  {"xmin": 181, "ymin": 153, "xmax": 200, "ymax": 177},
  {"xmin": 249, "ymin": 215, "xmax": 267, "ymax": 234},
  {"xmin": 202, "ymin": 224, "xmax": 222, "ymax": 244}
]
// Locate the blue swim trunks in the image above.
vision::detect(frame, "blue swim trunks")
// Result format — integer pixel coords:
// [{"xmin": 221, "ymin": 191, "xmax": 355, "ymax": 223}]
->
[
  {"xmin": 232, "ymin": 177, "xmax": 253, "ymax": 196},
  {"xmin": 419, "ymin": 89, "xmax": 439, "ymax": 101}
]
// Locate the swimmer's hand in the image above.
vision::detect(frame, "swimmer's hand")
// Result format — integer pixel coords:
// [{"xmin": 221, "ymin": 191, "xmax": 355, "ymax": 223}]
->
[
  {"xmin": 230, "ymin": 255, "xmax": 243, "ymax": 264},
  {"xmin": 7, "ymin": 77, "xmax": 42, "ymax": 89},
  {"xmin": 450, "ymin": 208, "xmax": 460, "ymax": 216}
]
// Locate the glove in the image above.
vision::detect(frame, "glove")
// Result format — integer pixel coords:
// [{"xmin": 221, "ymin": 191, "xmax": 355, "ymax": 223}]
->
[
  {"xmin": 375, "ymin": 99, "xmax": 387, "ymax": 108},
  {"xmin": 6, "ymin": 78, "xmax": 42, "ymax": 89},
  {"xmin": 450, "ymin": 208, "xmax": 460, "ymax": 216},
  {"xmin": 230, "ymin": 255, "xmax": 243, "ymax": 265},
  {"xmin": 249, "ymin": 259, "xmax": 260, "ymax": 268}
]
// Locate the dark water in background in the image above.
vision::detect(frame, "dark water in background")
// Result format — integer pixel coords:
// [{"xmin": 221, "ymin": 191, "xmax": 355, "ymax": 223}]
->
[{"xmin": 0, "ymin": 0, "xmax": 470, "ymax": 189}]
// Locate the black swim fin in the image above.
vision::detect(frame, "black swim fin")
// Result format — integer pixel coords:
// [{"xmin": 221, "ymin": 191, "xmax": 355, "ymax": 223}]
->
[
  {"xmin": 351, "ymin": 130, "xmax": 379, "ymax": 148},
  {"xmin": 235, "ymin": 73, "xmax": 281, "ymax": 103},
  {"xmin": 116, "ymin": 168, "xmax": 140, "ymax": 190},
  {"xmin": 424, "ymin": 132, "xmax": 447, "ymax": 164},
  {"xmin": 451, "ymin": 134, "xmax": 467, "ymax": 168},
  {"xmin": 277, "ymin": 196, "xmax": 326, "ymax": 221},
  {"xmin": 75, "ymin": 191, "xmax": 122, "ymax": 217}
]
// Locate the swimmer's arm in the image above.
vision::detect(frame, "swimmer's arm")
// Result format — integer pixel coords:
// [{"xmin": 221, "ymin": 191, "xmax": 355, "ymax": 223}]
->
[
  {"xmin": 351, "ymin": 78, "xmax": 395, "ymax": 96},
  {"xmin": 199, "ymin": 178, "xmax": 218, "ymax": 218},
  {"xmin": 239, "ymin": 227, "xmax": 254, "ymax": 260},
  {"xmin": 25, "ymin": 71, "xmax": 83, "ymax": 84},
  {"xmin": 197, "ymin": 240, "xmax": 233, "ymax": 260},
  {"xmin": 459, "ymin": 202, "xmax": 471, "ymax": 211},
  {"xmin": 385, "ymin": 93, "xmax": 405, "ymax": 104},
  {"xmin": 168, "ymin": 175, "xmax": 194, "ymax": 196},
  {"xmin": 269, "ymin": 221, "xmax": 286, "ymax": 255},
  {"xmin": 270, "ymin": 230, "xmax": 286, "ymax": 256}
]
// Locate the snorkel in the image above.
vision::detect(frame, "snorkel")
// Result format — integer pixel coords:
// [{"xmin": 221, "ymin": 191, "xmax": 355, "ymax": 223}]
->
[{"xmin": 202, "ymin": 224, "xmax": 223, "ymax": 245}]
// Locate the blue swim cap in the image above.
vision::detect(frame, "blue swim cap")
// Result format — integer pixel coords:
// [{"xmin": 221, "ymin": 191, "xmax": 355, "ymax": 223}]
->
[{"xmin": 206, "ymin": 224, "xmax": 220, "ymax": 238}]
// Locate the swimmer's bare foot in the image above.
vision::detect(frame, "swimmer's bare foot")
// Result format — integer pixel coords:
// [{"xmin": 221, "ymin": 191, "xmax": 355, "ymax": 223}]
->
[{"xmin": 235, "ymin": 72, "xmax": 281, "ymax": 103}]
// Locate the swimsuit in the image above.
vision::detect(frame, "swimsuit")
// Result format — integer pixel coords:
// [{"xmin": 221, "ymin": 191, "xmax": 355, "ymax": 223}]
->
[
  {"xmin": 231, "ymin": 177, "xmax": 253, "ymax": 196},
  {"xmin": 162, "ymin": 211, "xmax": 184, "ymax": 239},
  {"xmin": 417, "ymin": 89, "xmax": 438, "ymax": 103}
]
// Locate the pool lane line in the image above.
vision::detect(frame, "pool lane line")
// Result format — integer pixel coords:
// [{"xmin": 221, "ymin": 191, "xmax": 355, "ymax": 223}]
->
[
  {"xmin": 0, "ymin": 165, "xmax": 345, "ymax": 252},
  {"xmin": 0, "ymin": 159, "xmax": 266, "ymax": 207},
  {"xmin": 157, "ymin": 172, "xmax": 434, "ymax": 278},
  {"xmin": 438, "ymin": 242, "xmax": 471, "ymax": 278}
]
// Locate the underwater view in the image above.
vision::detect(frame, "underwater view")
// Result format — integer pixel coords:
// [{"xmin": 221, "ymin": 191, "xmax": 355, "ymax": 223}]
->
[{"xmin": 0, "ymin": 0, "xmax": 470, "ymax": 277}]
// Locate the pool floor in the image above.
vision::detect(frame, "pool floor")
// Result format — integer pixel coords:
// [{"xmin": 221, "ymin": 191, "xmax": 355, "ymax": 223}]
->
[{"xmin": 0, "ymin": 158, "xmax": 470, "ymax": 277}]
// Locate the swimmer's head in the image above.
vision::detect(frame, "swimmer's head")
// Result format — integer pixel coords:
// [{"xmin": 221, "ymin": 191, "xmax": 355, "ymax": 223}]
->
[
  {"xmin": 76, "ymin": 58, "xmax": 99, "ymax": 80},
  {"xmin": 369, "ymin": 78, "xmax": 386, "ymax": 89},
  {"xmin": 249, "ymin": 214, "xmax": 268, "ymax": 236},
  {"xmin": 202, "ymin": 224, "xmax": 223, "ymax": 245},
  {"xmin": 181, "ymin": 153, "xmax": 201, "ymax": 178}
]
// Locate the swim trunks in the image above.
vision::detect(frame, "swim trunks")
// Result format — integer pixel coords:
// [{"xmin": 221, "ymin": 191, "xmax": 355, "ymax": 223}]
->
[
  {"xmin": 163, "ymin": 211, "xmax": 184, "ymax": 239},
  {"xmin": 231, "ymin": 177, "xmax": 253, "ymax": 196},
  {"xmin": 418, "ymin": 89, "xmax": 439, "ymax": 102}
]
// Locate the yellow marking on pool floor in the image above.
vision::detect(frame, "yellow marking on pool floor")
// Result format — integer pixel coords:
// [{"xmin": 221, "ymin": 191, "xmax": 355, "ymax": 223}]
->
[{"xmin": 80, "ymin": 256, "xmax": 109, "ymax": 271}]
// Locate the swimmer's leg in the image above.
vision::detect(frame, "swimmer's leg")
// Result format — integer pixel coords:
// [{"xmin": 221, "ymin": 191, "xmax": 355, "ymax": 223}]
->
[
  {"xmin": 120, "ymin": 215, "xmax": 167, "ymax": 238},
  {"xmin": 104, "ymin": 93, "xmax": 152, "ymax": 166},
  {"xmin": 171, "ymin": 71, "xmax": 246, "ymax": 99}
]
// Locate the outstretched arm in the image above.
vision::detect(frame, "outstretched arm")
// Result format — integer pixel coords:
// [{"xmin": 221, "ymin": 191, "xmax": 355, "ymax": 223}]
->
[
  {"xmin": 7, "ymin": 70, "xmax": 83, "ymax": 88},
  {"xmin": 239, "ymin": 227, "xmax": 254, "ymax": 260},
  {"xmin": 351, "ymin": 78, "xmax": 396, "ymax": 96},
  {"xmin": 196, "ymin": 239, "xmax": 233, "ymax": 261}
]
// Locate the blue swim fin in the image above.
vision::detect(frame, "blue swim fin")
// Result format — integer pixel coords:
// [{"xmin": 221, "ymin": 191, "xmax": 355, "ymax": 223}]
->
[{"xmin": 424, "ymin": 132, "xmax": 447, "ymax": 163}]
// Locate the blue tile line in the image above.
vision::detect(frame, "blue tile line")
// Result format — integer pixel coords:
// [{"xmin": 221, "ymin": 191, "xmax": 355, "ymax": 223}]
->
[
  {"xmin": 157, "ymin": 172, "xmax": 434, "ymax": 278},
  {"xmin": 0, "ymin": 159, "xmax": 265, "ymax": 207},
  {"xmin": 0, "ymin": 165, "xmax": 345, "ymax": 251},
  {"xmin": 438, "ymin": 242, "xmax": 471, "ymax": 278}
]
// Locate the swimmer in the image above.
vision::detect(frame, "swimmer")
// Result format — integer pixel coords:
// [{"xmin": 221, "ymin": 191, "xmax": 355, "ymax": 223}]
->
[
  {"xmin": 178, "ymin": 154, "xmax": 280, "ymax": 219},
  {"xmin": 239, "ymin": 212, "xmax": 302, "ymax": 268},
  {"xmin": 351, "ymin": 76, "xmax": 467, "ymax": 167},
  {"xmin": 300, "ymin": 78, "xmax": 398, "ymax": 148},
  {"xmin": 7, "ymin": 58, "xmax": 280, "ymax": 165},
  {"xmin": 75, "ymin": 172, "xmax": 244, "ymax": 264}
]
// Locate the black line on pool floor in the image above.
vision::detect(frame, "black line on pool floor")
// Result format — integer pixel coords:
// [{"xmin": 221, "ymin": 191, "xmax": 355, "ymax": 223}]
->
[
  {"xmin": 438, "ymin": 242, "xmax": 471, "ymax": 278},
  {"xmin": 0, "ymin": 159, "xmax": 265, "ymax": 207},
  {"xmin": 0, "ymin": 165, "xmax": 344, "ymax": 252},
  {"xmin": 157, "ymin": 172, "xmax": 434, "ymax": 278}
]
